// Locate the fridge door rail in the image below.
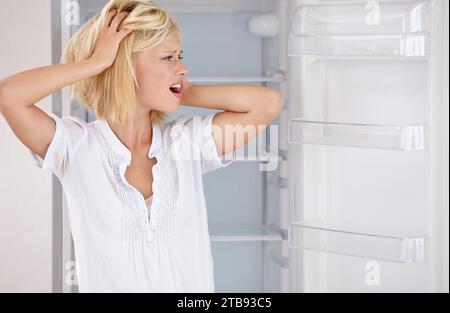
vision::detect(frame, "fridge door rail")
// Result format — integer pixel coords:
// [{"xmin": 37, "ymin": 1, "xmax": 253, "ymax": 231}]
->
[
  {"xmin": 288, "ymin": 119, "xmax": 428, "ymax": 151},
  {"xmin": 289, "ymin": 0, "xmax": 430, "ymax": 58},
  {"xmin": 288, "ymin": 220, "xmax": 429, "ymax": 263}
]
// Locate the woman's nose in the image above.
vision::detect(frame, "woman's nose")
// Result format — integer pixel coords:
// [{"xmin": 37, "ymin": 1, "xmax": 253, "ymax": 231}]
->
[{"xmin": 177, "ymin": 62, "xmax": 188, "ymax": 76}]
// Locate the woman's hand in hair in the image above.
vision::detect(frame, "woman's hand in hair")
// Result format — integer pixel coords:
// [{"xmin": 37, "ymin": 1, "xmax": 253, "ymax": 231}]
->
[{"xmin": 89, "ymin": 9, "xmax": 133, "ymax": 71}]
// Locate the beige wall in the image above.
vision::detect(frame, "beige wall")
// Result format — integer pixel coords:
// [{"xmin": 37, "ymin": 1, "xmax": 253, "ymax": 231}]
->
[{"xmin": 0, "ymin": 0, "xmax": 52, "ymax": 292}]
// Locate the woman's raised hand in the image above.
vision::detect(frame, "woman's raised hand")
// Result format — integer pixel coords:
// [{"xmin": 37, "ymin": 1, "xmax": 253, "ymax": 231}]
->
[{"xmin": 89, "ymin": 9, "xmax": 133, "ymax": 71}]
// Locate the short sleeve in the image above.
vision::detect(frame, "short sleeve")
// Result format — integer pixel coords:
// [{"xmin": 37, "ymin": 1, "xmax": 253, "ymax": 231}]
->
[
  {"xmin": 199, "ymin": 112, "xmax": 236, "ymax": 175},
  {"xmin": 29, "ymin": 111, "xmax": 87, "ymax": 176},
  {"xmin": 168, "ymin": 112, "xmax": 236, "ymax": 175}
]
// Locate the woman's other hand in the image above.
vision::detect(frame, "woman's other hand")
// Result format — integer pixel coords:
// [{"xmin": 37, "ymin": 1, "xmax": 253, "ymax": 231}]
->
[{"xmin": 180, "ymin": 78, "xmax": 194, "ymax": 103}]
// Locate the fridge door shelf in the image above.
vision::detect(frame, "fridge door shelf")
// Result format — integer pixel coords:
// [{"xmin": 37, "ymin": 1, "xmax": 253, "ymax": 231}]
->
[
  {"xmin": 209, "ymin": 225, "xmax": 283, "ymax": 242},
  {"xmin": 288, "ymin": 220, "xmax": 429, "ymax": 263},
  {"xmin": 288, "ymin": 119, "xmax": 428, "ymax": 151},
  {"xmin": 289, "ymin": 0, "xmax": 430, "ymax": 57},
  {"xmin": 288, "ymin": 33, "xmax": 428, "ymax": 58}
]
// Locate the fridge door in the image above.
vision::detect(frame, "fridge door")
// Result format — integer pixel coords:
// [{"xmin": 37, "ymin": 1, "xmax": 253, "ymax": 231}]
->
[{"xmin": 286, "ymin": 0, "xmax": 448, "ymax": 292}]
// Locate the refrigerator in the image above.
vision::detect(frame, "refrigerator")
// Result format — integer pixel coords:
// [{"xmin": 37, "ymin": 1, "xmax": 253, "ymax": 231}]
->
[{"xmin": 52, "ymin": 0, "xmax": 449, "ymax": 293}]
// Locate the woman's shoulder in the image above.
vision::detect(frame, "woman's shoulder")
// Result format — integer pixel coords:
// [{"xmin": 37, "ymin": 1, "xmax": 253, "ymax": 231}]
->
[
  {"xmin": 161, "ymin": 113, "xmax": 218, "ymax": 138},
  {"xmin": 159, "ymin": 112, "xmax": 235, "ymax": 174},
  {"xmin": 53, "ymin": 114, "xmax": 89, "ymax": 145},
  {"xmin": 160, "ymin": 113, "xmax": 210, "ymax": 146}
]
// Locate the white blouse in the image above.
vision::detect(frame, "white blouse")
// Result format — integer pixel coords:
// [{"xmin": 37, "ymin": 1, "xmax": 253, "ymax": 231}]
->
[{"xmin": 30, "ymin": 111, "xmax": 235, "ymax": 293}]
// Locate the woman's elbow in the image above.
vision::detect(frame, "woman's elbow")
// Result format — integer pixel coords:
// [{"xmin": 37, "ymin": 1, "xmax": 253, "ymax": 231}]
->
[
  {"xmin": 251, "ymin": 91, "xmax": 284, "ymax": 126},
  {"xmin": 265, "ymin": 91, "xmax": 284, "ymax": 118}
]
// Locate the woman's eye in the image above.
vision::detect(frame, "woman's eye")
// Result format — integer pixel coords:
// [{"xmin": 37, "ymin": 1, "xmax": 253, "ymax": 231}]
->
[{"xmin": 165, "ymin": 55, "xmax": 184, "ymax": 62}]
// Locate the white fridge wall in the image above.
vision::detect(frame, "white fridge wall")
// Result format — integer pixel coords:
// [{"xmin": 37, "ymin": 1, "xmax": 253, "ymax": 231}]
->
[{"xmin": 303, "ymin": 60, "xmax": 428, "ymax": 124}]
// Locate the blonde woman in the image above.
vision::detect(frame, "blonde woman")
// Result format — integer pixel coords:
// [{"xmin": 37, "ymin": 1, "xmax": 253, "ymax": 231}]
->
[{"xmin": 0, "ymin": 0, "xmax": 283, "ymax": 293}]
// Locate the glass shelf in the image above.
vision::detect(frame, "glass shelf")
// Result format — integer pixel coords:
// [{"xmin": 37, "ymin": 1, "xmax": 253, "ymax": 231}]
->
[
  {"xmin": 209, "ymin": 225, "xmax": 283, "ymax": 242},
  {"xmin": 288, "ymin": 119, "xmax": 428, "ymax": 151},
  {"xmin": 288, "ymin": 220, "xmax": 429, "ymax": 263},
  {"xmin": 289, "ymin": 0, "xmax": 430, "ymax": 57},
  {"xmin": 189, "ymin": 74, "xmax": 285, "ymax": 83}
]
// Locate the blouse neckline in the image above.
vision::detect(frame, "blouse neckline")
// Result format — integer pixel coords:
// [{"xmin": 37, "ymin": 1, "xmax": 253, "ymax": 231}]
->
[{"xmin": 97, "ymin": 116, "xmax": 163, "ymax": 162}]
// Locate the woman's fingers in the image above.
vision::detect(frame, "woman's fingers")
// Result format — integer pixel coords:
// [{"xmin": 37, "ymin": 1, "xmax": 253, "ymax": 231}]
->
[
  {"xmin": 117, "ymin": 28, "xmax": 133, "ymax": 40},
  {"xmin": 110, "ymin": 11, "xmax": 130, "ymax": 33},
  {"xmin": 104, "ymin": 9, "xmax": 118, "ymax": 30}
]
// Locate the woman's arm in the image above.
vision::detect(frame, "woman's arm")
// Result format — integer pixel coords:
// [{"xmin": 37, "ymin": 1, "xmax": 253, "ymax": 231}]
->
[
  {"xmin": 0, "ymin": 60, "xmax": 106, "ymax": 161},
  {"xmin": 181, "ymin": 82, "xmax": 284, "ymax": 156},
  {"xmin": 0, "ymin": 10, "xmax": 130, "ymax": 111},
  {"xmin": 0, "ymin": 9, "xmax": 130, "ymax": 161},
  {"xmin": 0, "ymin": 60, "xmax": 104, "ymax": 110}
]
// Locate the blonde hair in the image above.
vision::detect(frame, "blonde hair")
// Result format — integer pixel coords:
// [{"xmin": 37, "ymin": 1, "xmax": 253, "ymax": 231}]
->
[{"xmin": 62, "ymin": 0, "xmax": 180, "ymax": 125}]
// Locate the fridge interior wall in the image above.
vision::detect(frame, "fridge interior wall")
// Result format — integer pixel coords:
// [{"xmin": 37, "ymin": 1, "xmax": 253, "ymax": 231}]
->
[
  {"xmin": 288, "ymin": 0, "xmax": 445, "ymax": 292},
  {"xmin": 63, "ymin": 0, "xmax": 284, "ymax": 292}
]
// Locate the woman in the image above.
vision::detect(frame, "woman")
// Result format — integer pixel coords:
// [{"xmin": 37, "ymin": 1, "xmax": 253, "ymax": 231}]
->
[{"xmin": 0, "ymin": 0, "xmax": 283, "ymax": 293}]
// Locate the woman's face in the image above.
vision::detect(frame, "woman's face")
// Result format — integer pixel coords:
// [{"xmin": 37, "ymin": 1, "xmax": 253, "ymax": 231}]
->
[{"xmin": 134, "ymin": 32, "xmax": 188, "ymax": 113}]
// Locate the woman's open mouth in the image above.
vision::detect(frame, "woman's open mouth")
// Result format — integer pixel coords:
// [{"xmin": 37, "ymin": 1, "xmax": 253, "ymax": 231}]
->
[{"xmin": 169, "ymin": 83, "xmax": 183, "ymax": 99}]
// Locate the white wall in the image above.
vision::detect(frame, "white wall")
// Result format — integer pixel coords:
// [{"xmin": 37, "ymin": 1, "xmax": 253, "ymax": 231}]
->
[{"xmin": 0, "ymin": 0, "xmax": 52, "ymax": 292}]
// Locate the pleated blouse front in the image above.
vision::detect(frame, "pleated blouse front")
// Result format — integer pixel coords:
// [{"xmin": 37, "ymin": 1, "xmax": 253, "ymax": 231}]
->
[{"xmin": 29, "ymin": 111, "xmax": 235, "ymax": 293}]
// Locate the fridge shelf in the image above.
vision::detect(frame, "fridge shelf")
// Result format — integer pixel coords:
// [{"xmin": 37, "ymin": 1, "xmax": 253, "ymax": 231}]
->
[
  {"xmin": 288, "ymin": 220, "xmax": 429, "ymax": 263},
  {"xmin": 209, "ymin": 225, "xmax": 283, "ymax": 242},
  {"xmin": 288, "ymin": 119, "xmax": 428, "ymax": 151},
  {"xmin": 289, "ymin": 0, "xmax": 430, "ymax": 57},
  {"xmin": 189, "ymin": 74, "xmax": 285, "ymax": 84}
]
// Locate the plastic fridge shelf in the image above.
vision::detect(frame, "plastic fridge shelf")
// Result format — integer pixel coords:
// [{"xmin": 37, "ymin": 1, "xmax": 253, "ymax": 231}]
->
[
  {"xmin": 288, "ymin": 0, "xmax": 430, "ymax": 57},
  {"xmin": 288, "ymin": 119, "xmax": 428, "ymax": 151},
  {"xmin": 209, "ymin": 225, "xmax": 283, "ymax": 242},
  {"xmin": 288, "ymin": 220, "xmax": 429, "ymax": 263}
]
